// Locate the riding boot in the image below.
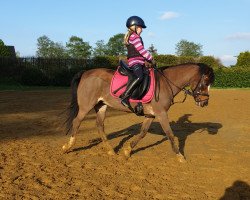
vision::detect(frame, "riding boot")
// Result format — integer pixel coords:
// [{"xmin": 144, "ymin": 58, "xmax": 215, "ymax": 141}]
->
[{"xmin": 121, "ymin": 78, "xmax": 141, "ymax": 108}]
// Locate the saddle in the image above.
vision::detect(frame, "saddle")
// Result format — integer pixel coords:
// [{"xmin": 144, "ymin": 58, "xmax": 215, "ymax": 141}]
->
[
  {"xmin": 110, "ymin": 60, "xmax": 156, "ymax": 115},
  {"xmin": 117, "ymin": 60, "xmax": 151, "ymax": 100}
]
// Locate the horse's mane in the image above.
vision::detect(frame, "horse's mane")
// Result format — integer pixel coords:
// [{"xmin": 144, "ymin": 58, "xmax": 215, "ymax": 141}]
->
[
  {"xmin": 197, "ymin": 63, "xmax": 215, "ymax": 84},
  {"xmin": 159, "ymin": 62, "xmax": 215, "ymax": 84},
  {"xmin": 159, "ymin": 63, "xmax": 185, "ymax": 71}
]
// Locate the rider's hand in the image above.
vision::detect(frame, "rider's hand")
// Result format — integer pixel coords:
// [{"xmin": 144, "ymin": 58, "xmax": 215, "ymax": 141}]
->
[
  {"xmin": 151, "ymin": 59, "xmax": 156, "ymax": 66},
  {"xmin": 147, "ymin": 58, "xmax": 156, "ymax": 68},
  {"xmin": 145, "ymin": 59, "xmax": 156, "ymax": 68}
]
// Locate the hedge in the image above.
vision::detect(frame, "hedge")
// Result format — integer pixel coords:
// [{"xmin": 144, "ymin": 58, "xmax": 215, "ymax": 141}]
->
[
  {"xmin": 19, "ymin": 66, "xmax": 86, "ymax": 86},
  {"xmin": 154, "ymin": 54, "xmax": 179, "ymax": 66},
  {"xmin": 19, "ymin": 64, "xmax": 250, "ymax": 88},
  {"xmin": 1, "ymin": 55, "xmax": 250, "ymax": 88},
  {"xmin": 213, "ymin": 67, "xmax": 250, "ymax": 88},
  {"xmin": 154, "ymin": 54, "xmax": 222, "ymax": 68}
]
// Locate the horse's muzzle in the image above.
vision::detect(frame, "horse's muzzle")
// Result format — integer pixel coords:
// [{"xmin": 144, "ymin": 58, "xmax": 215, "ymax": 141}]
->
[{"xmin": 195, "ymin": 98, "xmax": 209, "ymax": 107}]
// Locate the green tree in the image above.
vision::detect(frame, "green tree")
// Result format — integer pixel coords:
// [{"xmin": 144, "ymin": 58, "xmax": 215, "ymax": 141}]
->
[
  {"xmin": 148, "ymin": 44, "xmax": 158, "ymax": 56},
  {"xmin": 16, "ymin": 51, "xmax": 21, "ymax": 57},
  {"xmin": 36, "ymin": 35, "xmax": 67, "ymax": 58},
  {"xmin": 106, "ymin": 33, "xmax": 126, "ymax": 56},
  {"xmin": 50, "ymin": 42, "xmax": 67, "ymax": 58},
  {"xmin": 236, "ymin": 51, "xmax": 250, "ymax": 68},
  {"xmin": 66, "ymin": 36, "xmax": 92, "ymax": 58},
  {"xmin": 175, "ymin": 39, "xmax": 203, "ymax": 57},
  {"xmin": 36, "ymin": 35, "xmax": 52, "ymax": 57},
  {"xmin": 93, "ymin": 40, "xmax": 108, "ymax": 57},
  {"xmin": 0, "ymin": 39, "xmax": 11, "ymax": 57}
]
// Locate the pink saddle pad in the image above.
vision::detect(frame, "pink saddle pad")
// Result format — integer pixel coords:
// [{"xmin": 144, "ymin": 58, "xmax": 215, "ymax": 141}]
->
[{"xmin": 110, "ymin": 67, "xmax": 155, "ymax": 103}]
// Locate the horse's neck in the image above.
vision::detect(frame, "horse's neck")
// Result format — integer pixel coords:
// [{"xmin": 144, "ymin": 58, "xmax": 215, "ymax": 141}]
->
[{"xmin": 163, "ymin": 65, "xmax": 198, "ymax": 95}]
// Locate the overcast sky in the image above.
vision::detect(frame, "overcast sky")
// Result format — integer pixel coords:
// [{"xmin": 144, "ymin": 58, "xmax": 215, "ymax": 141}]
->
[{"xmin": 1, "ymin": 0, "xmax": 250, "ymax": 66}]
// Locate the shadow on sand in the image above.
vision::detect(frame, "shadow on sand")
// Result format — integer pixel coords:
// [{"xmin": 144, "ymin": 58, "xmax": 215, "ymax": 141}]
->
[
  {"xmin": 219, "ymin": 180, "xmax": 250, "ymax": 200},
  {"xmin": 72, "ymin": 114, "xmax": 222, "ymax": 156}
]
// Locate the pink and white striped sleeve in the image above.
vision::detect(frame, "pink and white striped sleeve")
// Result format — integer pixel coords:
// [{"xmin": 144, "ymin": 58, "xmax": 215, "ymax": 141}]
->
[{"xmin": 129, "ymin": 33, "xmax": 153, "ymax": 61}]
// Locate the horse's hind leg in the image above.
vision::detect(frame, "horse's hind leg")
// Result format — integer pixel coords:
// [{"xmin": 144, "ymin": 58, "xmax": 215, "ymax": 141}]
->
[
  {"xmin": 123, "ymin": 117, "xmax": 154, "ymax": 158},
  {"xmin": 94, "ymin": 103, "xmax": 115, "ymax": 155},
  {"xmin": 157, "ymin": 113, "xmax": 186, "ymax": 163},
  {"xmin": 62, "ymin": 108, "xmax": 89, "ymax": 153}
]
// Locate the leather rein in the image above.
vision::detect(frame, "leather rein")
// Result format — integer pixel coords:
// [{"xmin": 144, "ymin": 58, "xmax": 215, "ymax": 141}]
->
[{"xmin": 153, "ymin": 66, "xmax": 210, "ymax": 105}]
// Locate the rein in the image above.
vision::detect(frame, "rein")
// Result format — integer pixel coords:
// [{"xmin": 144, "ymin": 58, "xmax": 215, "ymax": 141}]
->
[{"xmin": 153, "ymin": 66, "xmax": 208, "ymax": 105}]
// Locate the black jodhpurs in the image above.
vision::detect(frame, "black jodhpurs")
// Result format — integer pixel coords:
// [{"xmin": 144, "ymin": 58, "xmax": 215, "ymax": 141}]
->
[{"xmin": 131, "ymin": 64, "xmax": 144, "ymax": 82}]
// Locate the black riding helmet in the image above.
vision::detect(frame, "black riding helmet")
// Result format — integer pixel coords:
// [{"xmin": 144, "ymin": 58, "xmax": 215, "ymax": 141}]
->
[{"xmin": 126, "ymin": 16, "xmax": 146, "ymax": 29}]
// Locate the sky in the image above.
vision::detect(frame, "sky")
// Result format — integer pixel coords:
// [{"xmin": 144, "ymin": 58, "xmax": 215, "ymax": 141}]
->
[{"xmin": 1, "ymin": 0, "xmax": 250, "ymax": 66}]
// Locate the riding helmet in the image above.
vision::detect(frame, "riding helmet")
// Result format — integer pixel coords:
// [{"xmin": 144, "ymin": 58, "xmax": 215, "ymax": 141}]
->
[{"xmin": 126, "ymin": 16, "xmax": 146, "ymax": 28}]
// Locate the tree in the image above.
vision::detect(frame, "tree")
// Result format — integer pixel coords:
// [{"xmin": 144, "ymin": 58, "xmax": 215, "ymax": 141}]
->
[
  {"xmin": 66, "ymin": 36, "xmax": 92, "ymax": 59},
  {"xmin": 16, "ymin": 51, "xmax": 20, "ymax": 57},
  {"xmin": 175, "ymin": 39, "xmax": 203, "ymax": 57},
  {"xmin": 50, "ymin": 42, "xmax": 67, "ymax": 58},
  {"xmin": 93, "ymin": 40, "xmax": 108, "ymax": 57},
  {"xmin": 0, "ymin": 39, "xmax": 11, "ymax": 57},
  {"xmin": 36, "ymin": 35, "xmax": 52, "ymax": 57},
  {"xmin": 36, "ymin": 35, "xmax": 67, "ymax": 58},
  {"xmin": 106, "ymin": 33, "xmax": 126, "ymax": 56},
  {"xmin": 148, "ymin": 44, "xmax": 158, "ymax": 56},
  {"xmin": 236, "ymin": 51, "xmax": 250, "ymax": 68}
]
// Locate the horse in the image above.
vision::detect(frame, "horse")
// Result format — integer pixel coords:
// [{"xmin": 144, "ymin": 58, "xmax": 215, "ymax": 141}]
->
[{"xmin": 62, "ymin": 62, "xmax": 215, "ymax": 162}]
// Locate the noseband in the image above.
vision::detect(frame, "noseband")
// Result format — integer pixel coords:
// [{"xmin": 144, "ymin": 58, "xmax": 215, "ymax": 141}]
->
[{"xmin": 189, "ymin": 74, "xmax": 210, "ymax": 102}]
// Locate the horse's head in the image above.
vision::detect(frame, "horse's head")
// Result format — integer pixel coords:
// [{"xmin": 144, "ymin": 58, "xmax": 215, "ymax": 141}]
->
[{"xmin": 190, "ymin": 64, "xmax": 215, "ymax": 107}]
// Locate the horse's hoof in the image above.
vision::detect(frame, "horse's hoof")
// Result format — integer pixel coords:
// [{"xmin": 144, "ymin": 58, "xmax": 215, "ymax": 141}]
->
[
  {"xmin": 177, "ymin": 153, "xmax": 186, "ymax": 163},
  {"xmin": 107, "ymin": 150, "xmax": 116, "ymax": 156},
  {"xmin": 123, "ymin": 145, "xmax": 132, "ymax": 159},
  {"xmin": 62, "ymin": 145, "xmax": 70, "ymax": 154}
]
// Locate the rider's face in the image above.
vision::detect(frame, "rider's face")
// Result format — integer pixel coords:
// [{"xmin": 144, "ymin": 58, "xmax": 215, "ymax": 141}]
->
[{"xmin": 136, "ymin": 26, "xmax": 142, "ymax": 35}]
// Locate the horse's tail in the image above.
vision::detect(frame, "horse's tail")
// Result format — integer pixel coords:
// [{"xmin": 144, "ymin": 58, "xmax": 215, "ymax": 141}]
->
[{"xmin": 65, "ymin": 70, "xmax": 84, "ymax": 135}]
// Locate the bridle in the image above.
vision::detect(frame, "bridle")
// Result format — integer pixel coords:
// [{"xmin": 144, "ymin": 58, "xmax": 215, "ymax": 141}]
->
[
  {"xmin": 153, "ymin": 67, "xmax": 210, "ymax": 105},
  {"xmin": 191, "ymin": 74, "xmax": 210, "ymax": 102}
]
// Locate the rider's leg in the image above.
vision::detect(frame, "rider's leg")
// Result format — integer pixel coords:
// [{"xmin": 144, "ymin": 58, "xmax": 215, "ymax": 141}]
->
[{"xmin": 121, "ymin": 64, "xmax": 144, "ymax": 107}]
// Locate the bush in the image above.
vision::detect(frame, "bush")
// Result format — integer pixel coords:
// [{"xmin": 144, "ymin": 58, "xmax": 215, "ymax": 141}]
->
[
  {"xmin": 154, "ymin": 54, "xmax": 179, "ymax": 67},
  {"xmin": 21, "ymin": 67, "xmax": 50, "ymax": 86},
  {"xmin": 51, "ymin": 67, "xmax": 84, "ymax": 86},
  {"xmin": 178, "ymin": 56, "xmax": 196, "ymax": 64},
  {"xmin": 198, "ymin": 56, "xmax": 222, "ymax": 69},
  {"xmin": 92, "ymin": 56, "xmax": 119, "ymax": 69},
  {"xmin": 213, "ymin": 67, "xmax": 250, "ymax": 88},
  {"xmin": 51, "ymin": 68, "xmax": 72, "ymax": 86},
  {"xmin": 2, "ymin": 56, "xmax": 250, "ymax": 88}
]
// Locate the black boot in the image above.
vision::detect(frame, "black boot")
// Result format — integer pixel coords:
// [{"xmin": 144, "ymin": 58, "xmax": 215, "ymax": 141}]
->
[{"xmin": 121, "ymin": 78, "xmax": 141, "ymax": 108}]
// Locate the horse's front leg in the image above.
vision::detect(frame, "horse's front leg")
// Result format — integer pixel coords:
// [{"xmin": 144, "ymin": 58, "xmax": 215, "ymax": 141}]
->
[
  {"xmin": 95, "ymin": 103, "xmax": 115, "ymax": 156},
  {"xmin": 123, "ymin": 117, "xmax": 154, "ymax": 158},
  {"xmin": 157, "ymin": 112, "xmax": 186, "ymax": 163}
]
